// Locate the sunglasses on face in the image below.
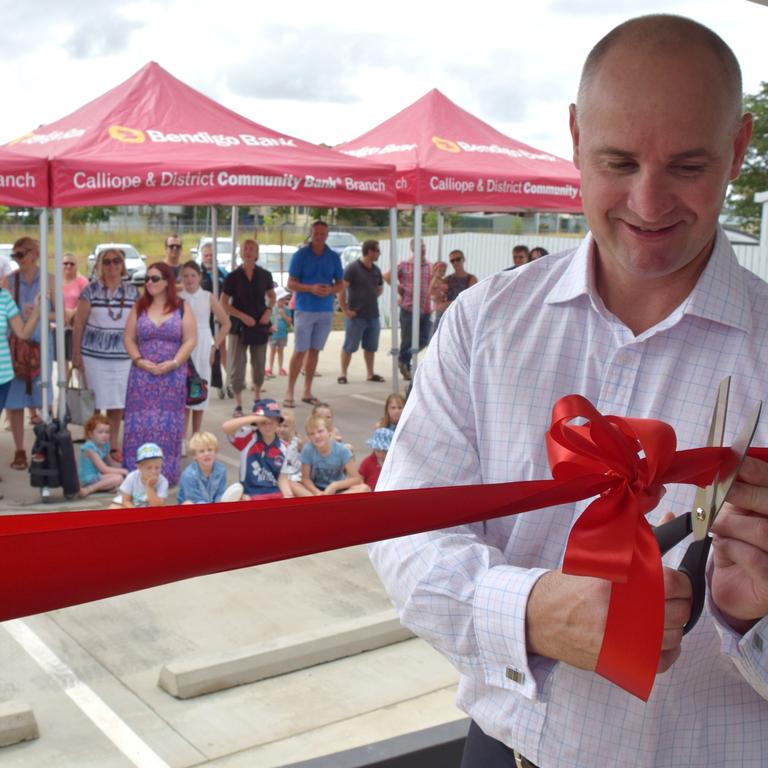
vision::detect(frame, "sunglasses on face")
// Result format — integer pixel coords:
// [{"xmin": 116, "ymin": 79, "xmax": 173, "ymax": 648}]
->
[
  {"xmin": 450, "ymin": 258, "xmax": 462, "ymax": 263},
  {"xmin": 11, "ymin": 249, "xmax": 30, "ymax": 260},
  {"xmin": 166, "ymin": 244, "xmax": 182, "ymax": 250},
  {"xmin": 146, "ymin": 275, "xmax": 166, "ymax": 283},
  {"xmin": 101, "ymin": 257, "xmax": 123, "ymax": 266},
  {"xmin": 63, "ymin": 262, "xmax": 76, "ymax": 267}
]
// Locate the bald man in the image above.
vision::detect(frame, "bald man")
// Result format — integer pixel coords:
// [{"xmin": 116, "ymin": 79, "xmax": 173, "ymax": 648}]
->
[{"xmin": 371, "ymin": 15, "xmax": 768, "ymax": 767}]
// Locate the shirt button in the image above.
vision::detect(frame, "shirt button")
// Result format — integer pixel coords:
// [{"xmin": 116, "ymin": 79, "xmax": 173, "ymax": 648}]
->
[{"xmin": 506, "ymin": 666, "xmax": 526, "ymax": 684}]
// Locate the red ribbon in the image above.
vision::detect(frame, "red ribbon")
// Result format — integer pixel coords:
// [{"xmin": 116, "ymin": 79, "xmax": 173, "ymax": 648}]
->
[{"xmin": 0, "ymin": 395, "xmax": 761, "ymax": 701}]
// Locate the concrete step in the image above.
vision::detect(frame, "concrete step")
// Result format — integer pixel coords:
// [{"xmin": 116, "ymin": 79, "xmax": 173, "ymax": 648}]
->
[
  {"xmin": 158, "ymin": 609, "xmax": 412, "ymax": 699},
  {"xmin": 0, "ymin": 700, "xmax": 39, "ymax": 748}
]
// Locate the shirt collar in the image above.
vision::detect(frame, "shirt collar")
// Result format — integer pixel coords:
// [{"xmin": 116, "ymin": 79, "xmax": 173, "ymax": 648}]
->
[{"xmin": 544, "ymin": 227, "xmax": 752, "ymax": 335}]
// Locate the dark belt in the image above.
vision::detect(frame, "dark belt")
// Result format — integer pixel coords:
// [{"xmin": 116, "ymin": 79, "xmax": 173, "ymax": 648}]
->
[{"xmin": 513, "ymin": 750, "xmax": 539, "ymax": 768}]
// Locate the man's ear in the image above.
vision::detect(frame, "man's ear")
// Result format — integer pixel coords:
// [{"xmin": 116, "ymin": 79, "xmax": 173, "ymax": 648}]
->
[
  {"xmin": 569, "ymin": 103, "xmax": 581, "ymax": 169},
  {"xmin": 729, "ymin": 112, "xmax": 753, "ymax": 181}
]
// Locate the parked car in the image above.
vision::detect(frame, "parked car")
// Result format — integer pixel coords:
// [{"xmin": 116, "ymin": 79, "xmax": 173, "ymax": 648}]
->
[
  {"xmin": 326, "ymin": 231, "xmax": 359, "ymax": 255},
  {"xmin": 190, "ymin": 237, "xmax": 241, "ymax": 270},
  {"xmin": 257, "ymin": 244, "xmax": 294, "ymax": 288},
  {"xmin": 87, "ymin": 243, "xmax": 146, "ymax": 284},
  {"xmin": 0, "ymin": 244, "xmax": 20, "ymax": 279},
  {"xmin": 339, "ymin": 245, "xmax": 362, "ymax": 269}
]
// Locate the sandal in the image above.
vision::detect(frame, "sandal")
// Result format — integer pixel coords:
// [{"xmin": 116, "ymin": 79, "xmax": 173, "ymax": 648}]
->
[
  {"xmin": 11, "ymin": 449, "xmax": 28, "ymax": 470},
  {"xmin": 366, "ymin": 374, "xmax": 386, "ymax": 382},
  {"xmin": 282, "ymin": 398, "xmax": 296, "ymax": 408},
  {"xmin": 337, "ymin": 376, "xmax": 348, "ymax": 384},
  {"xmin": 301, "ymin": 396, "xmax": 321, "ymax": 406}
]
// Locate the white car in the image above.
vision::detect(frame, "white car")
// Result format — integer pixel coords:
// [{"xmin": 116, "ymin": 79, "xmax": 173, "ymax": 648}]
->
[
  {"xmin": 257, "ymin": 244, "xmax": 294, "ymax": 288},
  {"xmin": 191, "ymin": 237, "xmax": 241, "ymax": 270},
  {"xmin": 87, "ymin": 243, "xmax": 146, "ymax": 284},
  {"xmin": 339, "ymin": 245, "xmax": 362, "ymax": 269},
  {"xmin": 0, "ymin": 243, "xmax": 20, "ymax": 282},
  {"xmin": 326, "ymin": 231, "xmax": 359, "ymax": 255}
]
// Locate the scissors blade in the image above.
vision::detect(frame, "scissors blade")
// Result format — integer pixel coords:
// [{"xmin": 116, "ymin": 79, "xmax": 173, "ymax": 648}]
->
[
  {"xmin": 708, "ymin": 401, "xmax": 763, "ymax": 527},
  {"xmin": 691, "ymin": 377, "xmax": 730, "ymax": 540}
]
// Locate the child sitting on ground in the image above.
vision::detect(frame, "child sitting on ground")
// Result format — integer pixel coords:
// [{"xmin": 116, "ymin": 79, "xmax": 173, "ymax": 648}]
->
[
  {"xmin": 265, "ymin": 287, "xmax": 292, "ymax": 378},
  {"xmin": 312, "ymin": 401, "xmax": 355, "ymax": 455},
  {"xmin": 177, "ymin": 431, "xmax": 229, "ymax": 504},
  {"xmin": 109, "ymin": 442, "xmax": 169, "ymax": 508},
  {"xmin": 222, "ymin": 398, "xmax": 291, "ymax": 500},
  {"xmin": 299, "ymin": 414, "xmax": 369, "ymax": 495},
  {"xmin": 311, "ymin": 402, "xmax": 344, "ymax": 444},
  {"xmin": 78, "ymin": 414, "xmax": 128, "ymax": 497},
  {"xmin": 276, "ymin": 409, "xmax": 307, "ymax": 498},
  {"xmin": 358, "ymin": 427, "xmax": 392, "ymax": 491},
  {"xmin": 376, "ymin": 393, "xmax": 405, "ymax": 434}
]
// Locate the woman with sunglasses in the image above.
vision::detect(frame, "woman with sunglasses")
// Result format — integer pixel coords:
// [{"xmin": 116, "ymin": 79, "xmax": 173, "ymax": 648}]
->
[
  {"xmin": 122, "ymin": 262, "xmax": 196, "ymax": 485},
  {"xmin": 5, "ymin": 237, "xmax": 54, "ymax": 471},
  {"xmin": 72, "ymin": 248, "xmax": 140, "ymax": 460},
  {"xmin": 61, "ymin": 253, "xmax": 88, "ymax": 380}
]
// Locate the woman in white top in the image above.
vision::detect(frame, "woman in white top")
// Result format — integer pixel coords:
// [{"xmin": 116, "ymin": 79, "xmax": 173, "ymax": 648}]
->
[
  {"xmin": 179, "ymin": 260, "xmax": 230, "ymax": 437},
  {"xmin": 72, "ymin": 249, "xmax": 140, "ymax": 460}
]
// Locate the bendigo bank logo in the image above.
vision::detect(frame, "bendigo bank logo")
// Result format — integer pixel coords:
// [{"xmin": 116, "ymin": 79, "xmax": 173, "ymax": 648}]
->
[
  {"xmin": 432, "ymin": 136, "xmax": 461, "ymax": 153},
  {"xmin": 109, "ymin": 125, "xmax": 146, "ymax": 144}
]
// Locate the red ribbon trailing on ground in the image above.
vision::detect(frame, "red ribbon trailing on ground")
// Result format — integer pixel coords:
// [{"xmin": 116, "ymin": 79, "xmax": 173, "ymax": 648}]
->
[{"xmin": 0, "ymin": 395, "xmax": 761, "ymax": 701}]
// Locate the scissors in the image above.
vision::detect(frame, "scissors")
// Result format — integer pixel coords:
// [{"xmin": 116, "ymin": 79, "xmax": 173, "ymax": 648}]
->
[{"xmin": 653, "ymin": 377, "xmax": 762, "ymax": 635}]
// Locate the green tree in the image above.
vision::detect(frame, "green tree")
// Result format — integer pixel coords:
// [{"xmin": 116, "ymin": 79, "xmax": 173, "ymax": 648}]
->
[
  {"xmin": 727, "ymin": 81, "xmax": 768, "ymax": 233},
  {"xmin": 64, "ymin": 207, "xmax": 118, "ymax": 224}
]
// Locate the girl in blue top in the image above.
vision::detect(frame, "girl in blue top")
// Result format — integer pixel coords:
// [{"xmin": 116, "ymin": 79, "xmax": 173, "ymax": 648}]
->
[{"xmin": 78, "ymin": 414, "xmax": 128, "ymax": 497}]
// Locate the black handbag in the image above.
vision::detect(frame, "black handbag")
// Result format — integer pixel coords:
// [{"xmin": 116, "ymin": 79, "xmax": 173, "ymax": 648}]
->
[{"xmin": 186, "ymin": 358, "xmax": 208, "ymax": 406}]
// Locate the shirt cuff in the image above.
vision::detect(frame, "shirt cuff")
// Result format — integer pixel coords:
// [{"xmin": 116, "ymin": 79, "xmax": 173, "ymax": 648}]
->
[
  {"xmin": 706, "ymin": 563, "xmax": 768, "ymax": 697},
  {"xmin": 473, "ymin": 564, "xmax": 554, "ymax": 700}
]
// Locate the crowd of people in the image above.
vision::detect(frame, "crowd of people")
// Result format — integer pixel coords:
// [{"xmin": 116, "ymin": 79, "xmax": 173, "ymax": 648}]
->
[
  {"xmin": 0, "ymin": 221, "xmax": 568, "ymax": 504},
  {"xmin": 0, "ymin": 223, "xmax": 544, "ymax": 504},
  {"xmin": 0, "ymin": 226, "xmax": 419, "ymax": 505}
]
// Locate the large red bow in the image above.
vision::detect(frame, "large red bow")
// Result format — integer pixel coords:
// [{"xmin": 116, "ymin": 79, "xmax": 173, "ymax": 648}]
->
[{"xmin": 0, "ymin": 395, "xmax": 757, "ymax": 700}]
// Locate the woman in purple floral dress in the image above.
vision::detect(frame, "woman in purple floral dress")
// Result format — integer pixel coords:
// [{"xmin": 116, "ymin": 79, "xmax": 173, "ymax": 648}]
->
[{"xmin": 122, "ymin": 262, "xmax": 196, "ymax": 484}]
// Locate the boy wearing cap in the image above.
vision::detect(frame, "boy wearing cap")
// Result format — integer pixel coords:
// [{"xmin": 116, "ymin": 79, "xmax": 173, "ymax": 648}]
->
[
  {"xmin": 222, "ymin": 398, "xmax": 291, "ymax": 500},
  {"xmin": 358, "ymin": 427, "xmax": 392, "ymax": 491},
  {"xmin": 109, "ymin": 442, "xmax": 169, "ymax": 508}
]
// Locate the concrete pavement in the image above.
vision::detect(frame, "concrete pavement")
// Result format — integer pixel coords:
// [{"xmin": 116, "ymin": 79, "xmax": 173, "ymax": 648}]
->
[{"xmin": 0, "ymin": 331, "xmax": 463, "ymax": 767}]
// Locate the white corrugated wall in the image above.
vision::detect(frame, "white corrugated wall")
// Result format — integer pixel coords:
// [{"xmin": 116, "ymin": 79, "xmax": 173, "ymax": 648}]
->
[{"xmin": 376, "ymin": 234, "xmax": 767, "ymax": 326}]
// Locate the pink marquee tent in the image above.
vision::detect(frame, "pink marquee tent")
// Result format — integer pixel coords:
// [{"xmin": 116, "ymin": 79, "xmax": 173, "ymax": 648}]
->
[
  {"xmin": 4, "ymin": 62, "xmax": 397, "ymax": 209},
  {"xmin": 0, "ymin": 149, "xmax": 47, "ymax": 207},
  {"xmin": 336, "ymin": 88, "xmax": 581, "ymax": 212}
]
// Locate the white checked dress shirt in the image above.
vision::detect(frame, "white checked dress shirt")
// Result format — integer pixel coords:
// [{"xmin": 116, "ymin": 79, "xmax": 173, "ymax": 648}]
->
[{"xmin": 370, "ymin": 228, "xmax": 768, "ymax": 768}]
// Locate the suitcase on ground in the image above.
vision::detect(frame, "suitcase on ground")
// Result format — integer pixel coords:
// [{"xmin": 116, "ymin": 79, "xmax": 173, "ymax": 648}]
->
[
  {"xmin": 29, "ymin": 419, "xmax": 80, "ymax": 499},
  {"xmin": 54, "ymin": 423, "xmax": 80, "ymax": 499},
  {"xmin": 29, "ymin": 422, "xmax": 60, "ymax": 489}
]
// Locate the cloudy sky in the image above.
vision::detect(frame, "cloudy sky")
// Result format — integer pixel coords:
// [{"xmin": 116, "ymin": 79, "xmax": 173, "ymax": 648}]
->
[{"xmin": 2, "ymin": 0, "xmax": 766, "ymax": 160}]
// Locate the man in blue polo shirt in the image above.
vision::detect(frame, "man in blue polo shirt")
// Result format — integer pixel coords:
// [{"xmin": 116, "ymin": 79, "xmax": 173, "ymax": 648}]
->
[{"xmin": 284, "ymin": 221, "xmax": 343, "ymax": 407}]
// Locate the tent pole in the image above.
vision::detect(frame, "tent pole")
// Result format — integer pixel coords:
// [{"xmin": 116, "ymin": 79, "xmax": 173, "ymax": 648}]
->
[
  {"xmin": 437, "ymin": 210, "xmax": 444, "ymax": 262},
  {"xmin": 53, "ymin": 208, "xmax": 67, "ymax": 422},
  {"xmin": 230, "ymin": 205, "xmax": 238, "ymax": 271},
  {"xmin": 411, "ymin": 205, "xmax": 423, "ymax": 375},
  {"xmin": 38, "ymin": 209, "xmax": 50, "ymax": 424},
  {"xmin": 389, "ymin": 207, "xmax": 399, "ymax": 391},
  {"xmin": 210, "ymin": 206, "xmax": 219, "ymax": 295}
]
